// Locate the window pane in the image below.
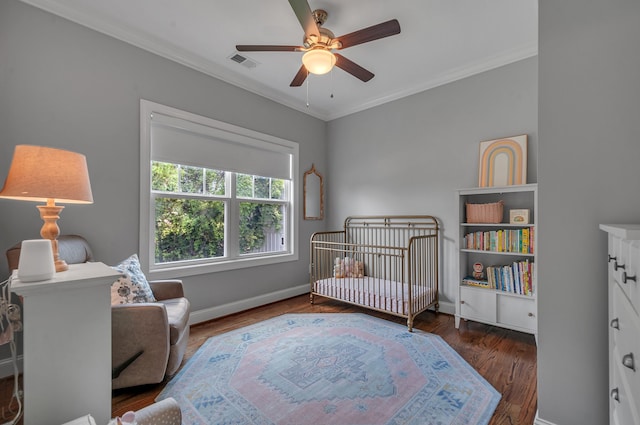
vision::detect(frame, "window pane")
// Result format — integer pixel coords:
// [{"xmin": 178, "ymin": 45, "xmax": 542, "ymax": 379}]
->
[
  {"xmin": 205, "ymin": 169, "xmax": 226, "ymax": 196},
  {"xmin": 152, "ymin": 162, "xmax": 179, "ymax": 192},
  {"xmin": 179, "ymin": 166, "xmax": 204, "ymax": 194},
  {"xmin": 254, "ymin": 177, "xmax": 270, "ymax": 199},
  {"xmin": 239, "ymin": 202, "xmax": 286, "ymax": 254},
  {"xmin": 270, "ymin": 178, "xmax": 286, "ymax": 200},
  {"xmin": 236, "ymin": 174, "xmax": 286, "ymax": 200},
  {"xmin": 155, "ymin": 197, "xmax": 225, "ymax": 263},
  {"xmin": 236, "ymin": 173, "xmax": 253, "ymax": 198}
]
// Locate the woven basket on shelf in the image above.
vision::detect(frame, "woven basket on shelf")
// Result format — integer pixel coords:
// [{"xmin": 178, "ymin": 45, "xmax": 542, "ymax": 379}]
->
[{"xmin": 466, "ymin": 200, "xmax": 504, "ymax": 223}]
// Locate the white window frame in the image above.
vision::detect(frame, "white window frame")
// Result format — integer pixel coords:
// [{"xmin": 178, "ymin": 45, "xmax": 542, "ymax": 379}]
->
[{"xmin": 140, "ymin": 99, "xmax": 299, "ymax": 279}]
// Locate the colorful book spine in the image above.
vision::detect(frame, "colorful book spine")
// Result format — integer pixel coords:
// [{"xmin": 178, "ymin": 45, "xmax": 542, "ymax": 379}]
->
[
  {"xmin": 463, "ymin": 226, "xmax": 535, "ymax": 254},
  {"xmin": 476, "ymin": 260, "xmax": 534, "ymax": 296},
  {"xmin": 462, "ymin": 276, "xmax": 490, "ymax": 288},
  {"xmin": 522, "ymin": 228, "xmax": 530, "ymax": 253}
]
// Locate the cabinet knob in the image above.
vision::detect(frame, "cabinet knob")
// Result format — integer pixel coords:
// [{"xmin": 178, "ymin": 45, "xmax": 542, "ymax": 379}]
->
[
  {"xmin": 611, "ymin": 317, "xmax": 620, "ymax": 330},
  {"xmin": 611, "ymin": 387, "xmax": 620, "ymax": 403},
  {"xmin": 623, "ymin": 272, "xmax": 637, "ymax": 284},
  {"xmin": 528, "ymin": 312, "xmax": 534, "ymax": 317},
  {"xmin": 622, "ymin": 352, "xmax": 635, "ymax": 371},
  {"xmin": 609, "ymin": 255, "xmax": 617, "ymax": 263},
  {"xmin": 615, "ymin": 261, "xmax": 626, "ymax": 271},
  {"xmin": 460, "ymin": 300, "xmax": 465, "ymax": 305}
]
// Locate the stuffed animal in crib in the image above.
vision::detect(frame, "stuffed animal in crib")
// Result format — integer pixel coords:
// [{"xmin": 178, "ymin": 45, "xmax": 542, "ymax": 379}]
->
[
  {"xmin": 334, "ymin": 257, "xmax": 345, "ymax": 278},
  {"xmin": 334, "ymin": 257, "xmax": 364, "ymax": 278}
]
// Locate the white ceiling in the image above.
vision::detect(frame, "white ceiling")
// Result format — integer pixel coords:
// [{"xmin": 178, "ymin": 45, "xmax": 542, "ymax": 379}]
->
[{"xmin": 21, "ymin": 0, "xmax": 538, "ymax": 121}]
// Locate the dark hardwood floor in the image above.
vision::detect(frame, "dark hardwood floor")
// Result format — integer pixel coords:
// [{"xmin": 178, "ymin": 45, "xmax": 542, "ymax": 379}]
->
[{"xmin": 0, "ymin": 294, "xmax": 537, "ymax": 424}]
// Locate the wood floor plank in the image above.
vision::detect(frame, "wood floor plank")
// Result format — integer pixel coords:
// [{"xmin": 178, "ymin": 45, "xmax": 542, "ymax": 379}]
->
[{"xmin": 0, "ymin": 294, "xmax": 537, "ymax": 424}]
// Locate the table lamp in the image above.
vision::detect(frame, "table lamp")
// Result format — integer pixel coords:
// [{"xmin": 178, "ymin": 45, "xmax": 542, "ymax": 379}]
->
[{"xmin": 0, "ymin": 145, "xmax": 93, "ymax": 272}]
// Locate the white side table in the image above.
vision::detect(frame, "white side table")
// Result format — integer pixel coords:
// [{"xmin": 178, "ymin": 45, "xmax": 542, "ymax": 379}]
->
[{"xmin": 12, "ymin": 262, "xmax": 120, "ymax": 425}]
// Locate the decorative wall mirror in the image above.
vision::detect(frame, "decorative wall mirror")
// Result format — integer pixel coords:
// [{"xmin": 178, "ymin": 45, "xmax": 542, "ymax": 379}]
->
[{"xmin": 303, "ymin": 164, "xmax": 324, "ymax": 220}]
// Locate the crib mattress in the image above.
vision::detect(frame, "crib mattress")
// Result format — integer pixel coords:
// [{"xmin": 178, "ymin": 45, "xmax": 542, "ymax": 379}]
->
[{"xmin": 314, "ymin": 276, "xmax": 434, "ymax": 316}]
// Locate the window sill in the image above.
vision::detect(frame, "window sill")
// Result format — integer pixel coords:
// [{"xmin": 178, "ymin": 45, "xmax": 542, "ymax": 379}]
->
[{"xmin": 147, "ymin": 252, "xmax": 299, "ymax": 280}]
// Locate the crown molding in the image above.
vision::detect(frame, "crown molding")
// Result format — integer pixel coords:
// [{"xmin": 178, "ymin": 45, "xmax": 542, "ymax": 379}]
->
[{"xmin": 20, "ymin": 0, "xmax": 537, "ymax": 122}]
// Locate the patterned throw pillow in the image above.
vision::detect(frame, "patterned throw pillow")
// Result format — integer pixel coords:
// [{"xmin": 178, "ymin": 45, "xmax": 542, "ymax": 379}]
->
[{"xmin": 110, "ymin": 254, "xmax": 156, "ymax": 305}]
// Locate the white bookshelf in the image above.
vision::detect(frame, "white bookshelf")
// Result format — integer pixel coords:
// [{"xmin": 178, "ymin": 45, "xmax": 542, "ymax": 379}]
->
[{"xmin": 455, "ymin": 184, "xmax": 538, "ymax": 335}]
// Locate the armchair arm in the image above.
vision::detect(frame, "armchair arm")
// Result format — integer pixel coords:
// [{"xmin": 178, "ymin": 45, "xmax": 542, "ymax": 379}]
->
[
  {"xmin": 149, "ymin": 279, "xmax": 185, "ymax": 301},
  {"xmin": 111, "ymin": 303, "xmax": 170, "ymax": 389}
]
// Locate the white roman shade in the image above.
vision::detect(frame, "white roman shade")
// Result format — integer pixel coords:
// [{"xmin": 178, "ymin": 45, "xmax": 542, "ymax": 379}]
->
[{"xmin": 151, "ymin": 113, "xmax": 293, "ymax": 180}]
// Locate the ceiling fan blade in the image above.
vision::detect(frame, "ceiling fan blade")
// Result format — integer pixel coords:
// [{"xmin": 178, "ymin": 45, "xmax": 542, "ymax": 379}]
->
[
  {"xmin": 236, "ymin": 45, "xmax": 301, "ymax": 52},
  {"xmin": 290, "ymin": 65, "xmax": 308, "ymax": 87},
  {"xmin": 334, "ymin": 54, "xmax": 374, "ymax": 82},
  {"xmin": 336, "ymin": 19, "xmax": 401, "ymax": 50},
  {"xmin": 288, "ymin": 0, "xmax": 320, "ymax": 38}
]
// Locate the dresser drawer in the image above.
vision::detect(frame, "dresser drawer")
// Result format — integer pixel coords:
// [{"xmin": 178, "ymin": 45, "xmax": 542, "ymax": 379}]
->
[
  {"xmin": 611, "ymin": 355, "xmax": 640, "ymax": 425},
  {"xmin": 612, "ymin": 238, "xmax": 640, "ymax": 314},
  {"xmin": 615, "ymin": 342, "xmax": 640, "ymax": 413},
  {"xmin": 611, "ymin": 283, "xmax": 640, "ymax": 351}
]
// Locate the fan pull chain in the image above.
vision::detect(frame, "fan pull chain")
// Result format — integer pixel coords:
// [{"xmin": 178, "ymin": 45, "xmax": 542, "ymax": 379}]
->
[
  {"xmin": 306, "ymin": 70, "xmax": 310, "ymax": 108},
  {"xmin": 330, "ymin": 68, "xmax": 334, "ymax": 99}
]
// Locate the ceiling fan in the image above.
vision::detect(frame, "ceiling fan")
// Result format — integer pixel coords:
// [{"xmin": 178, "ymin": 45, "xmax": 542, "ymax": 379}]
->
[{"xmin": 236, "ymin": 0, "xmax": 401, "ymax": 87}]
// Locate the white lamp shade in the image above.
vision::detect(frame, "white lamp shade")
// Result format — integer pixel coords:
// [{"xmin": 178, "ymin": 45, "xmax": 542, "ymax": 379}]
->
[
  {"xmin": 302, "ymin": 49, "xmax": 336, "ymax": 75},
  {"xmin": 18, "ymin": 239, "xmax": 55, "ymax": 282}
]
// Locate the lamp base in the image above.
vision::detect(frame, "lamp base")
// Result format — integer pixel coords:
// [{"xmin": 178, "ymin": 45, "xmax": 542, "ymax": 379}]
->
[
  {"xmin": 37, "ymin": 201, "xmax": 69, "ymax": 272},
  {"xmin": 52, "ymin": 246, "xmax": 69, "ymax": 272}
]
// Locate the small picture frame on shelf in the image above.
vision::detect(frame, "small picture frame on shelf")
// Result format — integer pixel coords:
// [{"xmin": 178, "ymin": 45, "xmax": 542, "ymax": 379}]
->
[{"xmin": 509, "ymin": 209, "xmax": 530, "ymax": 224}]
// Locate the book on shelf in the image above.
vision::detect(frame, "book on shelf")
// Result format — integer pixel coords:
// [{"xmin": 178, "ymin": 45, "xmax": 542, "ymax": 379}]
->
[
  {"xmin": 462, "ymin": 276, "xmax": 491, "ymax": 289},
  {"xmin": 484, "ymin": 259, "xmax": 534, "ymax": 296},
  {"xmin": 463, "ymin": 227, "xmax": 535, "ymax": 254}
]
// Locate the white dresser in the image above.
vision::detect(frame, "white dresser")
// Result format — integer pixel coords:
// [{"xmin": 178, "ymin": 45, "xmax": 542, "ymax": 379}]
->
[{"xmin": 601, "ymin": 224, "xmax": 640, "ymax": 425}]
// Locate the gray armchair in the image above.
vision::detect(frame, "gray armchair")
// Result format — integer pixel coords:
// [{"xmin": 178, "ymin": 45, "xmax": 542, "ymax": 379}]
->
[{"xmin": 6, "ymin": 235, "xmax": 191, "ymax": 390}]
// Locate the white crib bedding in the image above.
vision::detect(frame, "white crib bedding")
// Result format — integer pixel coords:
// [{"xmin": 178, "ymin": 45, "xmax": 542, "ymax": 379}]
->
[{"xmin": 314, "ymin": 276, "xmax": 434, "ymax": 315}]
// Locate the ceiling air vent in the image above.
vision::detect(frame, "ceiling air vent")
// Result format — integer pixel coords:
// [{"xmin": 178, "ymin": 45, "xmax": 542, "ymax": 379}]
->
[{"xmin": 229, "ymin": 53, "xmax": 258, "ymax": 69}]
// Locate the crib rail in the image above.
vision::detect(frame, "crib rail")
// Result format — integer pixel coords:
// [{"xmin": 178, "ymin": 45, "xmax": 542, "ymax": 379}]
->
[{"xmin": 310, "ymin": 215, "xmax": 439, "ymax": 331}]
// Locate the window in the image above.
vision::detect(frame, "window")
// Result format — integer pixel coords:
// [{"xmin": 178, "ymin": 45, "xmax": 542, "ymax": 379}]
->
[{"xmin": 140, "ymin": 100, "xmax": 299, "ymax": 278}]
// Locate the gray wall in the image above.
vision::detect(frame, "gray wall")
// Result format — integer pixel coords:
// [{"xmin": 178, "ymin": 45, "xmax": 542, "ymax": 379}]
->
[
  {"xmin": 537, "ymin": 0, "xmax": 640, "ymax": 424},
  {"xmin": 326, "ymin": 57, "xmax": 538, "ymax": 306},
  {"xmin": 0, "ymin": 0, "xmax": 326, "ymax": 312}
]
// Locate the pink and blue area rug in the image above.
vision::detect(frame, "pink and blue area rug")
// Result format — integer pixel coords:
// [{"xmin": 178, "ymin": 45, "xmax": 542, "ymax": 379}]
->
[{"xmin": 157, "ymin": 313, "xmax": 500, "ymax": 425}]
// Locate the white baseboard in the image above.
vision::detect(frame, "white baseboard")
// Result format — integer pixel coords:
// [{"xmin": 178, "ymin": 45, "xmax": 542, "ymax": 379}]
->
[
  {"xmin": 436, "ymin": 300, "xmax": 455, "ymax": 316},
  {"xmin": 534, "ymin": 410, "xmax": 557, "ymax": 425},
  {"xmin": 189, "ymin": 284, "xmax": 310, "ymax": 325}
]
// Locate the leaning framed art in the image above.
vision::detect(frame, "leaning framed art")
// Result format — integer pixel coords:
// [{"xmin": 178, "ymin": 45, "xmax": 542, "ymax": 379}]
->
[{"xmin": 478, "ymin": 134, "xmax": 527, "ymax": 187}]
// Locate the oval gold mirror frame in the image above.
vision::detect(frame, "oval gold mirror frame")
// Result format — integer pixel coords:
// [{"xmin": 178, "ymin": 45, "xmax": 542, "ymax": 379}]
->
[{"xmin": 303, "ymin": 164, "xmax": 324, "ymax": 220}]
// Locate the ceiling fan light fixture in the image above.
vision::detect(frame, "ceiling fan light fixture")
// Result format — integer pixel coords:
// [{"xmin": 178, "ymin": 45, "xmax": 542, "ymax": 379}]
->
[{"xmin": 302, "ymin": 49, "xmax": 336, "ymax": 75}]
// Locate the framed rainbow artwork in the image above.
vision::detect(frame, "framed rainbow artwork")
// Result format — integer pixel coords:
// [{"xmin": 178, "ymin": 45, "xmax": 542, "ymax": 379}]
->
[{"xmin": 478, "ymin": 135, "xmax": 527, "ymax": 187}]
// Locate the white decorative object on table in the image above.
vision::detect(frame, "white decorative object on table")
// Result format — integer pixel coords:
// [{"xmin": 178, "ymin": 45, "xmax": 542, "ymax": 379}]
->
[{"xmin": 17, "ymin": 239, "xmax": 55, "ymax": 282}]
